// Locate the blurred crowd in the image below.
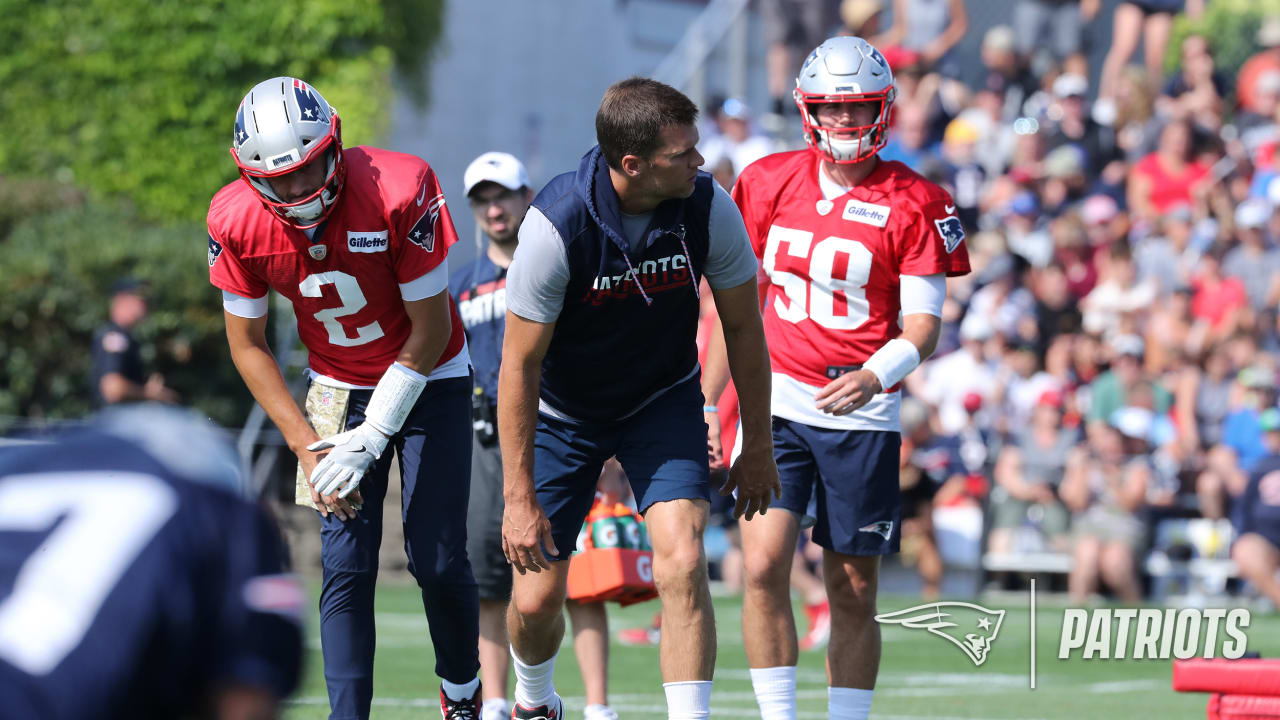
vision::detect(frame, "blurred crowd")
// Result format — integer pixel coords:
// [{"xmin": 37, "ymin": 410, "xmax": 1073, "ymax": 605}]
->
[{"xmin": 695, "ymin": 0, "xmax": 1280, "ymax": 606}]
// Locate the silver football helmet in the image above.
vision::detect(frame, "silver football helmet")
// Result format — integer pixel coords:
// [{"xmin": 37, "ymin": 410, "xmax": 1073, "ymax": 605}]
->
[
  {"xmin": 230, "ymin": 77, "xmax": 345, "ymax": 228},
  {"xmin": 794, "ymin": 36, "xmax": 897, "ymax": 164}
]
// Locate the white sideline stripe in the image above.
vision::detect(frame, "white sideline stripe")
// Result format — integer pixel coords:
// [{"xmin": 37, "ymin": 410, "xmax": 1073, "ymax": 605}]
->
[{"xmin": 285, "ymin": 696, "xmax": 1044, "ymax": 719}]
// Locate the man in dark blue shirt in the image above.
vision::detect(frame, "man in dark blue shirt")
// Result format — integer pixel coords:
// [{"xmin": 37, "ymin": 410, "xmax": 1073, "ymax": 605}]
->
[
  {"xmin": 0, "ymin": 404, "xmax": 303, "ymax": 720},
  {"xmin": 498, "ymin": 77, "xmax": 778, "ymax": 720},
  {"xmin": 90, "ymin": 278, "xmax": 178, "ymax": 406},
  {"xmin": 1232, "ymin": 408, "xmax": 1280, "ymax": 611}
]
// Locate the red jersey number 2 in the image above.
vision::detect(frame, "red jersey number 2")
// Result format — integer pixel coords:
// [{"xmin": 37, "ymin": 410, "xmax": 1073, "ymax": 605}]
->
[
  {"xmin": 762, "ymin": 225, "xmax": 873, "ymax": 330},
  {"xmin": 299, "ymin": 271, "xmax": 385, "ymax": 347}
]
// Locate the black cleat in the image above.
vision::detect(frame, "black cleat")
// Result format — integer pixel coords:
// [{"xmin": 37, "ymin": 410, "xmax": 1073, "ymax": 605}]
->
[
  {"xmin": 510, "ymin": 694, "xmax": 563, "ymax": 720},
  {"xmin": 440, "ymin": 684, "xmax": 482, "ymax": 719}
]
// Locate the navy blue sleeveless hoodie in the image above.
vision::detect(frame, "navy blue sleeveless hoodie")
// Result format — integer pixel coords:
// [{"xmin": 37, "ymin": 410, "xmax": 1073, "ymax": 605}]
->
[{"xmin": 533, "ymin": 146, "xmax": 715, "ymax": 422}]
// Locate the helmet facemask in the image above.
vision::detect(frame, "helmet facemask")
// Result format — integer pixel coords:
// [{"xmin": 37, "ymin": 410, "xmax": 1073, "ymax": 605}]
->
[
  {"xmin": 792, "ymin": 36, "xmax": 898, "ymax": 165},
  {"xmin": 795, "ymin": 88, "xmax": 896, "ymax": 164}
]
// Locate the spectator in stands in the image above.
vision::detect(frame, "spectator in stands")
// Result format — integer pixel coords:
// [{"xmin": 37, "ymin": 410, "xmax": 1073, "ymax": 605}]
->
[
  {"xmin": 911, "ymin": 313, "xmax": 997, "ymax": 435},
  {"xmin": 989, "ymin": 389, "xmax": 1077, "ymax": 554},
  {"xmin": 1087, "ymin": 334, "xmax": 1172, "ymax": 427},
  {"xmin": 839, "ymin": 0, "xmax": 884, "ymax": 38},
  {"xmin": 1231, "ymin": 408, "xmax": 1280, "ymax": 610},
  {"xmin": 1237, "ymin": 16, "xmax": 1280, "ymax": 129},
  {"xmin": 1063, "ymin": 409, "xmax": 1162, "ymax": 603},
  {"xmin": 698, "ymin": 98, "xmax": 774, "ymax": 182},
  {"xmin": 1044, "ymin": 73, "xmax": 1122, "ymax": 181},
  {"xmin": 1190, "ymin": 243, "xmax": 1250, "ymax": 347},
  {"xmin": 1159, "ymin": 34, "xmax": 1229, "ymax": 132},
  {"xmin": 977, "ymin": 25, "xmax": 1039, "ymax": 124},
  {"xmin": 1013, "ymin": 0, "xmax": 1099, "ymax": 68},
  {"xmin": 1223, "ymin": 198, "xmax": 1280, "ymax": 313},
  {"xmin": 1080, "ymin": 243, "xmax": 1158, "ymax": 337},
  {"xmin": 1096, "ymin": 0, "xmax": 1205, "ymax": 125},
  {"xmin": 899, "ymin": 399, "xmax": 964, "ymax": 599},
  {"xmin": 1133, "ymin": 203, "xmax": 1197, "ymax": 296},
  {"xmin": 875, "ymin": 0, "xmax": 969, "ymax": 72},
  {"xmin": 1223, "ymin": 366, "xmax": 1280, "ymax": 474},
  {"xmin": 880, "ymin": 101, "xmax": 935, "ymax": 170},
  {"xmin": 762, "ymin": 0, "xmax": 842, "ymax": 120},
  {"xmin": 1128, "ymin": 118, "xmax": 1211, "ymax": 226}
]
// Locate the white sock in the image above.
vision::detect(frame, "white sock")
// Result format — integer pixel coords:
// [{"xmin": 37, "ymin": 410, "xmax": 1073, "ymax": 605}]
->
[
  {"xmin": 663, "ymin": 680, "xmax": 712, "ymax": 719},
  {"xmin": 480, "ymin": 697, "xmax": 508, "ymax": 720},
  {"xmin": 584, "ymin": 703, "xmax": 616, "ymax": 720},
  {"xmin": 441, "ymin": 676, "xmax": 480, "ymax": 701},
  {"xmin": 749, "ymin": 666, "xmax": 797, "ymax": 719},
  {"xmin": 511, "ymin": 648, "xmax": 558, "ymax": 708},
  {"xmin": 829, "ymin": 687, "xmax": 874, "ymax": 720}
]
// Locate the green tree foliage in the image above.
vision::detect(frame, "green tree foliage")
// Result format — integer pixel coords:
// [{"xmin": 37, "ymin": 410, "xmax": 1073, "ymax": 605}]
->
[
  {"xmin": 0, "ymin": 203, "xmax": 250, "ymax": 425},
  {"xmin": 0, "ymin": 0, "xmax": 445, "ymax": 427},
  {"xmin": 0, "ymin": 0, "xmax": 444, "ymax": 222},
  {"xmin": 1167, "ymin": 0, "xmax": 1280, "ymax": 99}
]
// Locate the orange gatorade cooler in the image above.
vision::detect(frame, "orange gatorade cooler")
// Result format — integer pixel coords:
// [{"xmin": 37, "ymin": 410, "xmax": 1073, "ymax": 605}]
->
[{"xmin": 567, "ymin": 493, "xmax": 658, "ymax": 606}]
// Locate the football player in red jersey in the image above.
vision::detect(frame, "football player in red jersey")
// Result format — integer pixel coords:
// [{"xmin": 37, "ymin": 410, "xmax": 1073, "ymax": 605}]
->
[
  {"xmin": 702, "ymin": 37, "xmax": 971, "ymax": 720},
  {"xmin": 207, "ymin": 77, "xmax": 481, "ymax": 720}
]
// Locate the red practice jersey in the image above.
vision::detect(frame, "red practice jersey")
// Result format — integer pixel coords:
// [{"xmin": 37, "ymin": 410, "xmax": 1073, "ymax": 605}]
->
[
  {"xmin": 207, "ymin": 146, "xmax": 467, "ymax": 387},
  {"xmin": 733, "ymin": 150, "xmax": 971, "ymax": 429}
]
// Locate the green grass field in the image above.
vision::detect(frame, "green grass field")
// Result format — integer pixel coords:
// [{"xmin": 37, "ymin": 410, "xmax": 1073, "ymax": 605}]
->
[{"xmin": 283, "ymin": 580, "xmax": 1280, "ymax": 719}]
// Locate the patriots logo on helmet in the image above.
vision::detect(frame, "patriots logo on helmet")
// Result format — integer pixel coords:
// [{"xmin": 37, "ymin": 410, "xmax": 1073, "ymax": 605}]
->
[
  {"xmin": 408, "ymin": 194, "xmax": 446, "ymax": 253},
  {"xmin": 234, "ymin": 105, "xmax": 249, "ymax": 148},
  {"xmin": 208, "ymin": 236, "xmax": 224, "ymax": 267},
  {"xmin": 293, "ymin": 79, "xmax": 325, "ymax": 123},
  {"xmin": 867, "ymin": 45, "xmax": 889, "ymax": 71},
  {"xmin": 875, "ymin": 602, "xmax": 1006, "ymax": 666},
  {"xmin": 935, "ymin": 216, "xmax": 966, "ymax": 254}
]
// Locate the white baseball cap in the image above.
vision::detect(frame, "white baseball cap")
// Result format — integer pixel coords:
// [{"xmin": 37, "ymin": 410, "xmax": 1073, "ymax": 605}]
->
[
  {"xmin": 1235, "ymin": 198, "xmax": 1272, "ymax": 230},
  {"xmin": 463, "ymin": 151, "xmax": 530, "ymax": 197}
]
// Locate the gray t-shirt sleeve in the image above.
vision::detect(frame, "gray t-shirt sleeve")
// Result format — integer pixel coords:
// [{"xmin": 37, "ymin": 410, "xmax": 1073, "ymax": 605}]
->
[
  {"xmin": 704, "ymin": 182, "xmax": 759, "ymax": 290},
  {"xmin": 505, "ymin": 206, "xmax": 570, "ymax": 323}
]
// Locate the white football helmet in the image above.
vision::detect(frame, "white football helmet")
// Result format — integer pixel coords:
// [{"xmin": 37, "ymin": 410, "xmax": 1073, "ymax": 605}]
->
[
  {"xmin": 794, "ymin": 36, "xmax": 897, "ymax": 164},
  {"xmin": 230, "ymin": 77, "xmax": 345, "ymax": 228}
]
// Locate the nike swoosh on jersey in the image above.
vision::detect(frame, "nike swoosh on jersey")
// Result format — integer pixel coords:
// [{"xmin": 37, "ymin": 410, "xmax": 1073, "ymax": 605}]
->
[
  {"xmin": 416, "ymin": 184, "xmax": 428, "ymax": 206},
  {"xmin": 944, "ymin": 204, "xmax": 956, "ymax": 214}
]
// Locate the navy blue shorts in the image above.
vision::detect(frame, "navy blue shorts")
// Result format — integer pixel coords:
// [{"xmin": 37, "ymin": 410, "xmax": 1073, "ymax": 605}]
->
[
  {"xmin": 534, "ymin": 378, "xmax": 711, "ymax": 561},
  {"xmin": 771, "ymin": 417, "xmax": 902, "ymax": 556}
]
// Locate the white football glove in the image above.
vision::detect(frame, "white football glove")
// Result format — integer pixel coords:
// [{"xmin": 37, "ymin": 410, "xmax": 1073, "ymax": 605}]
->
[{"xmin": 307, "ymin": 424, "xmax": 390, "ymax": 499}]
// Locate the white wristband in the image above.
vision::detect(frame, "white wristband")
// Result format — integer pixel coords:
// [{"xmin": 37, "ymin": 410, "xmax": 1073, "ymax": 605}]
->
[
  {"xmin": 861, "ymin": 338, "xmax": 920, "ymax": 391},
  {"xmin": 362, "ymin": 362, "xmax": 428, "ymax": 436}
]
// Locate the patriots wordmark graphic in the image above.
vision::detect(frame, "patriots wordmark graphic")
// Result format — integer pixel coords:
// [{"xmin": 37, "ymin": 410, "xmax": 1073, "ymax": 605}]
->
[
  {"xmin": 408, "ymin": 194, "xmax": 446, "ymax": 252},
  {"xmin": 208, "ymin": 237, "xmax": 224, "ymax": 267},
  {"xmin": 935, "ymin": 216, "xmax": 966, "ymax": 254},
  {"xmin": 859, "ymin": 520, "xmax": 894, "ymax": 540},
  {"xmin": 293, "ymin": 79, "xmax": 324, "ymax": 122},
  {"xmin": 875, "ymin": 602, "xmax": 1006, "ymax": 666}
]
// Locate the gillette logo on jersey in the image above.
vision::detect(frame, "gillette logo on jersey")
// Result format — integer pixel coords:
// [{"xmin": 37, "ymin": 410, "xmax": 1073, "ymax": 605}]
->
[
  {"xmin": 347, "ymin": 230, "xmax": 389, "ymax": 253},
  {"xmin": 533, "ymin": 146, "xmax": 713, "ymax": 422}
]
